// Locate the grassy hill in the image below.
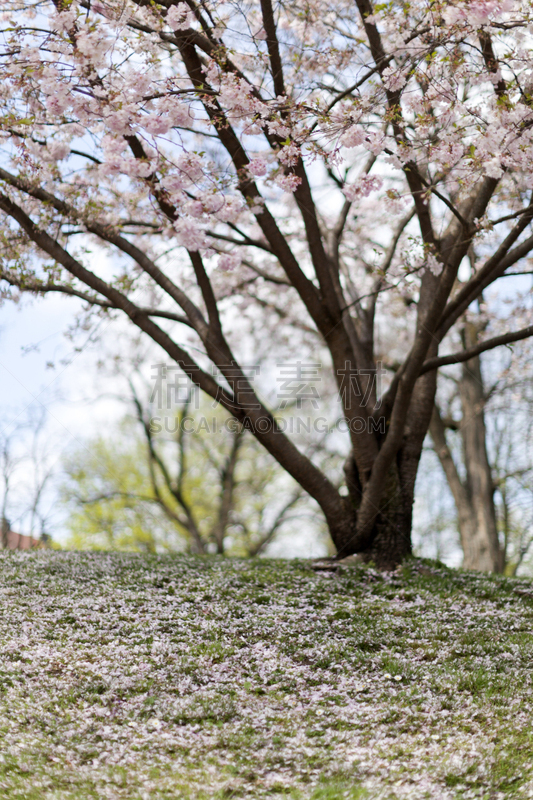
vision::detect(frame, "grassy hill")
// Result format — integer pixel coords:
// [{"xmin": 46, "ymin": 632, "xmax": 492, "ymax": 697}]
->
[{"xmin": 1, "ymin": 552, "xmax": 533, "ymax": 799}]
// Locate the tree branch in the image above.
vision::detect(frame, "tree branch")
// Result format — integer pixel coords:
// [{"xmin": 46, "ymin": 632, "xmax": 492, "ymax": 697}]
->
[
  {"xmin": 0, "ymin": 270, "xmax": 194, "ymax": 326},
  {"xmin": 0, "ymin": 166, "xmax": 209, "ymax": 336},
  {"xmin": 421, "ymin": 324, "xmax": 533, "ymax": 374},
  {"xmin": 0, "ymin": 191, "xmax": 234, "ymax": 407},
  {"xmin": 259, "ymin": 0, "xmax": 285, "ymax": 97},
  {"xmin": 439, "ymin": 199, "xmax": 533, "ymax": 337}
]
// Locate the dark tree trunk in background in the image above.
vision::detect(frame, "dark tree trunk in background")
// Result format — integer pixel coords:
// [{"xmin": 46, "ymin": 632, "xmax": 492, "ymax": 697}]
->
[
  {"xmin": 213, "ymin": 424, "xmax": 243, "ymax": 554},
  {"xmin": 1, "ymin": 516, "xmax": 9, "ymax": 550}
]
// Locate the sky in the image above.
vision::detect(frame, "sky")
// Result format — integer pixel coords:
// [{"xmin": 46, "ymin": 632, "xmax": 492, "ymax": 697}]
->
[
  {"xmin": 0, "ymin": 294, "xmax": 127, "ymax": 542},
  {"xmin": 0, "ymin": 292, "xmax": 127, "ymax": 438}
]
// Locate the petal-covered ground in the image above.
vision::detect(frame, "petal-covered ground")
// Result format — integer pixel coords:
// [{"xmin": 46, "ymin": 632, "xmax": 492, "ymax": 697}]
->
[{"xmin": 1, "ymin": 552, "xmax": 533, "ymax": 799}]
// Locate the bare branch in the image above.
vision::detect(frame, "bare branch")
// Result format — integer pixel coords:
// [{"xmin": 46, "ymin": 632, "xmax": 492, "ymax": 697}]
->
[
  {"xmin": 439, "ymin": 199, "xmax": 533, "ymax": 336},
  {"xmin": 421, "ymin": 324, "xmax": 533, "ymax": 374},
  {"xmin": 259, "ymin": 0, "xmax": 285, "ymax": 97},
  {"xmin": 0, "ymin": 270, "xmax": 194, "ymax": 326}
]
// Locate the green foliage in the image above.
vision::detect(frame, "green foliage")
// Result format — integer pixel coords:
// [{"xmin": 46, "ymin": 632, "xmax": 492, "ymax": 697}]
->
[
  {"xmin": 60, "ymin": 407, "xmax": 315, "ymax": 555},
  {"xmin": 61, "ymin": 420, "xmax": 183, "ymax": 552}
]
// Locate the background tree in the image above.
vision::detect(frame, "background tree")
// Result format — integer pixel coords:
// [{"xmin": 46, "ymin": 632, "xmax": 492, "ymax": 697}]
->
[
  {"xmin": 2, "ymin": 0, "xmax": 533, "ymax": 566},
  {"xmin": 430, "ymin": 324, "xmax": 533, "ymax": 573},
  {"xmin": 0, "ymin": 406, "xmax": 58, "ymax": 545},
  {"xmin": 430, "ymin": 322, "xmax": 503, "ymax": 572},
  {"xmin": 62, "ymin": 388, "xmax": 325, "ymax": 555}
]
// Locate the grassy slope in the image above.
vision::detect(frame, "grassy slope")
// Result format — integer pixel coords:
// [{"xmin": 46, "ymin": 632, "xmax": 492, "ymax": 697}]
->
[{"xmin": 1, "ymin": 553, "xmax": 533, "ymax": 799}]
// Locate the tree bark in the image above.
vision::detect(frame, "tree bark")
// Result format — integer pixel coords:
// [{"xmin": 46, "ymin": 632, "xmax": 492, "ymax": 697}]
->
[
  {"xmin": 430, "ymin": 326, "xmax": 503, "ymax": 572},
  {"xmin": 213, "ymin": 424, "xmax": 243, "ymax": 554},
  {"xmin": 334, "ymin": 452, "xmax": 414, "ymax": 569},
  {"xmin": 458, "ymin": 347, "xmax": 503, "ymax": 571},
  {"xmin": 1, "ymin": 516, "xmax": 9, "ymax": 549}
]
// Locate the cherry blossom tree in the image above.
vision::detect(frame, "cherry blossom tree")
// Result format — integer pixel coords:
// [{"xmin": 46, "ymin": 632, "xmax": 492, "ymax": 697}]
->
[{"xmin": 1, "ymin": 0, "xmax": 533, "ymax": 567}]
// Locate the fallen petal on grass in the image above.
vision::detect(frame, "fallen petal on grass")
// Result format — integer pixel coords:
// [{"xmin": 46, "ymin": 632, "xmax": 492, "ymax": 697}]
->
[{"xmin": 0, "ymin": 552, "xmax": 533, "ymax": 798}]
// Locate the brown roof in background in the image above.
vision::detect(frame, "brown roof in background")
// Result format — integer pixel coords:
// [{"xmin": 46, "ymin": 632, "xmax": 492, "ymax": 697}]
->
[{"xmin": 4, "ymin": 530, "xmax": 43, "ymax": 550}]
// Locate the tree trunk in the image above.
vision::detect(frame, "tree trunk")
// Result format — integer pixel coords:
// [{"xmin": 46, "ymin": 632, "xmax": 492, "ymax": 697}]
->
[
  {"xmin": 458, "ymin": 349, "xmax": 503, "ymax": 571},
  {"xmin": 430, "ymin": 327, "xmax": 503, "ymax": 573},
  {"xmin": 1, "ymin": 516, "xmax": 10, "ymax": 549},
  {"xmin": 361, "ymin": 459, "xmax": 414, "ymax": 570},
  {"xmin": 333, "ymin": 455, "xmax": 414, "ymax": 570},
  {"xmin": 330, "ymin": 371, "xmax": 440, "ymax": 570},
  {"xmin": 213, "ymin": 425, "xmax": 243, "ymax": 554}
]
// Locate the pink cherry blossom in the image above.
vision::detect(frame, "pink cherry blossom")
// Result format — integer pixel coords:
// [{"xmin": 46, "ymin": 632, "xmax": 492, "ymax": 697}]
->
[
  {"xmin": 142, "ymin": 115, "xmax": 173, "ymax": 136},
  {"xmin": 166, "ymin": 4, "xmax": 194, "ymax": 31},
  {"xmin": 247, "ymin": 158, "xmax": 268, "ymax": 177},
  {"xmin": 46, "ymin": 142, "xmax": 70, "ymax": 161},
  {"xmin": 274, "ymin": 173, "xmax": 302, "ymax": 192},
  {"xmin": 343, "ymin": 176, "xmax": 383, "ymax": 201},
  {"xmin": 218, "ymin": 253, "xmax": 241, "ymax": 271},
  {"xmin": 382, "ymin": 66, "xmax": 408, "ymax": 91}
]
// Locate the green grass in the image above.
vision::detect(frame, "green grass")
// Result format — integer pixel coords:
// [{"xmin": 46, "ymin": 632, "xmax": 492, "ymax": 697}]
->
[{"xmin": 1, "ymin": 552, "xmax": 533, "ymax": 798}]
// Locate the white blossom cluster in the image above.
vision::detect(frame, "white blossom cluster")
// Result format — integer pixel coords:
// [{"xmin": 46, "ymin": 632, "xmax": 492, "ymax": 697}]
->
[{"xmin": 1, "ymin": 552, "xmax": 533, "ymax": 798}]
